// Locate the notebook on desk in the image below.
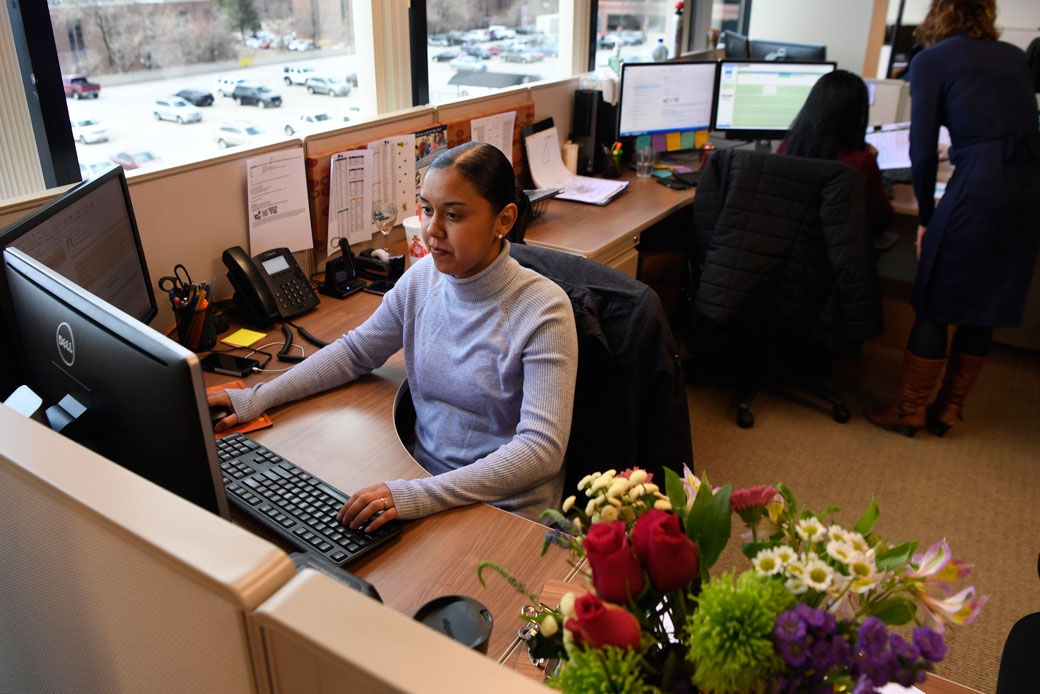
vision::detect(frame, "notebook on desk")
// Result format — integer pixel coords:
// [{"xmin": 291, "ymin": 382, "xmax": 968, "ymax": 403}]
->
[{"xmin": 524, "ymin": 126, "xmax": 628, "ymax": 205}]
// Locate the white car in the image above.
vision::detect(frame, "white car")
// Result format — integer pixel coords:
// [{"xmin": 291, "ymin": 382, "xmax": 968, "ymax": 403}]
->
[
  {"xmin": 70, "ymin": 117, "xmax": 108, "ymax": 144},
  {"xmin": 153, "ymin": 97, "xmax": 202, "ymax": 124},
  {"xmin": 450, "ymin": 55, "xmax": 488, "ymax": 73},
  {"xmin": 216, "ymin": 76, "xmax": 246, "ymax": 97},
  {"xmin": 214, "ymin": 121, "xmax": 265, "ymax": 148},
  {"xmin": 283, "ymin": 111, "xmax": 333, "ymax": 136},
  {"xmin": 283, "ymin": 66, "xmax": 316, "ymax": 85}
]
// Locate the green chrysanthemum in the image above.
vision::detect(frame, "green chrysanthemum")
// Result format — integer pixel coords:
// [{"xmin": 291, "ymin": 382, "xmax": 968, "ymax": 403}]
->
[
  {"xmin": 550, "ymin": 645, "xmax": 655, "ymax": 694},
  {"xmin": 685, "ymin": 569, "xmax": 795, "ymax": 694}
]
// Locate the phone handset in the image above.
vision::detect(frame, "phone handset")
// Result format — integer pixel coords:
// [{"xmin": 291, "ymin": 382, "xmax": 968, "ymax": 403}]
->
[
  {"xmin": 221, "ymin": 245, "xmax": 320, "ymax": 326},
  {"xmin": 223, "ymin": 245, "xmax": 278, "ymax": 325}
]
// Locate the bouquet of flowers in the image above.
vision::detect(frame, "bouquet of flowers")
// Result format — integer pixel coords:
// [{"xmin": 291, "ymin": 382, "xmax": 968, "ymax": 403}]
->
[{"xmin": 478, "ymin": 466, "xmax": 986, "ymax": 694}]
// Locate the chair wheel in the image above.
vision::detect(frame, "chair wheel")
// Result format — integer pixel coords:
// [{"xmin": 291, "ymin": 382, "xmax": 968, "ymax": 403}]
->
[
  {"xmin": 833, "ymin": 404, "xmax": 851, "ymax": 423},
  {"xmin": 736, "ymin": 405, "xmax": 754, "ymax": 429}
]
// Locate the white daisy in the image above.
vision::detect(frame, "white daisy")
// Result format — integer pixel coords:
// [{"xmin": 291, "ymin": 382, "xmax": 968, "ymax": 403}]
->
[
  {"xmin": 828, "ymin": 525, "xmax": 850, "ymax": 544},
  {"xmin": 847, "ymin": 531, "xmax": 870, "ymax": 554},
  {"xmin": 804, "ymin": 558, "xmax": 834, "ymax": 591},
  {"xmin": 825, "ymin": 540, "xmax": 858, "ymax": 565},
  {"xmin": 785, "ymin": 577, "xmax": 809, "ymax": 595},
  {"xmin": 752, "ymin": 548, "xmax": 784, "ymax": 576},
  {"xmin": 774, "ymin": 546, "xmax": 797, "ymax": 565},
  {"xmin": 796, "ymin": 517, "xmax": 826, "ymax": 543}
]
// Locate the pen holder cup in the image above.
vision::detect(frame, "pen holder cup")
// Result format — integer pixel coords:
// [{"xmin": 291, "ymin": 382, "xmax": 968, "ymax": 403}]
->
[{"xmin": 175, "ymin": 305, "xmax": 217, "ymax": 352}]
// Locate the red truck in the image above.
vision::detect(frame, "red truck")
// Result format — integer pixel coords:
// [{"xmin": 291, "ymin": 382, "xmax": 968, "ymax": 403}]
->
[{"xmin": 62, "ymin": 74, "xmax": 100, "ymax": 99}]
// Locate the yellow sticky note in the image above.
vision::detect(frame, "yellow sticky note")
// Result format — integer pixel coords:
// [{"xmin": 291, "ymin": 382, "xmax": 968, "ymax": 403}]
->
[
  {"xmin": 222, "ymin": 328, "xmax": 266, "ymax": 348},
  {"xmin": 666, "ymin": 132, "xmax": 682, "ymax": 151},
  {"xmin": 695, "ymin": 130, "xmax": 709, "ymax": 148}
]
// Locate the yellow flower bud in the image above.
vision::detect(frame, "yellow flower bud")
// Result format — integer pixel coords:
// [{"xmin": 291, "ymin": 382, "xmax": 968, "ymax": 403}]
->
[
  {"xmin": 585, "ymin": 498, "xmax": 600, "ymax": 516},
  {"xmin": 577, "ymin": 475, "xmax": 593, "ymax": 491},
  {"xmin": 628, "ymin": 469, "xmax": 648, "ymax": 485},
  {"xmin": 540, "ymin": 615, "xmax": 559, "ymax": 637},
  {"xmin": 572, "ymin": 517, "xmax": 583, "ymax": 533},
  {"xmin": 653, "ymin": 498, "xmax": 673, "ymax": 511},
  {"xmin": 590, "ymin": 476, "xmax": 611, "ymax": 493},
  {"xmin": 560, "ymin": 592, "xmax": 577, "ymax": 618},
  {"xmin": 598, "ymin": 505, "xmax": 619, "ymax": 523},
  {"xmin": 607, "ymin": 479, "xmax": 630, "ymax": 497},
  {"xmin": 562, "ymin": 495, "xmax": 576, "ymax": 513},
  {"xmin": 607, "ymin": 496, "xmax": 622, "ymax": 507},
  {"xmin": 643, "ymin": 483, "xmax": 660, "ymax": 495}
]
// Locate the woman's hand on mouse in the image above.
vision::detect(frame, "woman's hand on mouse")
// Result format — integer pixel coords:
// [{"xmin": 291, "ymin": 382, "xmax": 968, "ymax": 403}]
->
[
  {"xmin": 206, "ymin": 390, "xmax": 238, "ymax": 432},
  {"xmin": 337, "ymin": 482, "xmax": 397, "ymax": 532}
]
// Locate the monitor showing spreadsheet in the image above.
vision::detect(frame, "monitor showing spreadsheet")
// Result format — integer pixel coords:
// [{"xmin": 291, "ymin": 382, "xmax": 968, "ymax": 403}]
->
[
  {"xmin": 617, "ymin": 61, "xmax": 718, "ymax": 138},
  {"xmin": 712, "ymin": 60, "xmax": 836, "ymax": 140}
]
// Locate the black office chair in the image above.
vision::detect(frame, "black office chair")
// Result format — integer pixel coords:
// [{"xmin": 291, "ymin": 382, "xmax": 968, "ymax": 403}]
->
[
  {"xmin": 679, "ymin": 148, "xmax": 883, "ymax": 428},
  {"xmin": 995, "ymin": 551, "xmax": 1040, "ymax": 694}
]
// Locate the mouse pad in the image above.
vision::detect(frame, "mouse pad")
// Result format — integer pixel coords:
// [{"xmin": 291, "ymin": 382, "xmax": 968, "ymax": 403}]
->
[{"xmin": 205, "ymin": 380, "xmax": 273, "ymax": 438}]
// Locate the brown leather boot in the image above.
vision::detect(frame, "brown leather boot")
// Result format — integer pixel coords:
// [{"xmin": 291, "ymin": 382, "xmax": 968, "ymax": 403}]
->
[
  {"xmin": 927, "ymin": 352, "xmax": 985, "ymax": 437},
  {"xmin": 864, "ymin": 351, "xmax": 946, "ymax": 437}
]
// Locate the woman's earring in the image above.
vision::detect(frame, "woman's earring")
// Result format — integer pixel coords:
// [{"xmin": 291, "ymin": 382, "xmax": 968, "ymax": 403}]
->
[{"xmin": 497, "ymin": 234, "xmax": 504, "ymax": 239}]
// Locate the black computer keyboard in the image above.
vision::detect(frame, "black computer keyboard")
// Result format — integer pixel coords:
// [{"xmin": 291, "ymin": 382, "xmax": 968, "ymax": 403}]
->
[
  {"xmin": 882, "ymin": 167, "xmax": 913, "ymax": 184},
  {"xmin": 216, "ymin": 432, "xmax": 401, "ymax": 568}
]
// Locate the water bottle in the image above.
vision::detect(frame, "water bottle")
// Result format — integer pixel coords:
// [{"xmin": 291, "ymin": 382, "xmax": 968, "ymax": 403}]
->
[{"xmin": 652, "ymin": 38, "xmax": 668, "ymax": 62}]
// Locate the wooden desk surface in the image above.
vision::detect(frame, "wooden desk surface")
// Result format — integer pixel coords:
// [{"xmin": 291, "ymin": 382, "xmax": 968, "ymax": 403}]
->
[
  {"xmin": 206, "ymin": 291, "xmax": 573, "ymax": 661},
  {"xmin": 523, "ymin": 171, "xmax": 695, "ymax": 258}
]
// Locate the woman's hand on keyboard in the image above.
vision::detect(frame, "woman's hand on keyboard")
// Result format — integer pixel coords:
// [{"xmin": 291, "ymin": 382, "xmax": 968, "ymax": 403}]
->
[{"xmin": 337, "ymin": 482, "xmax": 397, "ymax": 532}]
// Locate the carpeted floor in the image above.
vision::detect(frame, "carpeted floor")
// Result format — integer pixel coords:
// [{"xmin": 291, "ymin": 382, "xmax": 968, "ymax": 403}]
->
[{"xmin": 686, "ymin": 340, "xmax": 1040, "ymax": 694}]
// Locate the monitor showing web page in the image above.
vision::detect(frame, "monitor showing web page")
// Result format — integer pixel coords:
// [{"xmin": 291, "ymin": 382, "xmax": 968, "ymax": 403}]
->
[
  {"xmin": 712, "ymin": 60, "xmax": 836, "ymax": 138},
  {"xmin": 865, "ymin": 122, "xmax": 952, "ymax": 170},
  {"xmin": 617, "ymin": 61, "xmax": 718, "ymax": 138}
]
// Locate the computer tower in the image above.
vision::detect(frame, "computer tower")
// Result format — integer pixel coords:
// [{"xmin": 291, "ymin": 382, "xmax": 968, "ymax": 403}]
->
[{"xmin": 573, "ymin": 89, "xmax": 618, "ymax": 176}]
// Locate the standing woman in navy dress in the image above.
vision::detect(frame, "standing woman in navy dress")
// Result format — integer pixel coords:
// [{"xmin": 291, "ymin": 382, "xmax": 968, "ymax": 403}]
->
[{"xmin": 866, "ymin": 0, "xmax": 1040, "ymax": 436}]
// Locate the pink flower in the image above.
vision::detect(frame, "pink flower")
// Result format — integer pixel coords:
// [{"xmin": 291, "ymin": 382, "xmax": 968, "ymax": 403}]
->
[
  {"xmin": 731, "ymin": 485, "xmax": 779, "ymax": 513},
  {"xmin": 916, "ymin": 583, "xmax": 989, "ymax": 634},
  {"xmin": 617, "ymin": 468, "xmax": 653, "ymax": 485},
  {"xmin": 906, "ymin": 540, "xmax": 973, "ymax": 581}
]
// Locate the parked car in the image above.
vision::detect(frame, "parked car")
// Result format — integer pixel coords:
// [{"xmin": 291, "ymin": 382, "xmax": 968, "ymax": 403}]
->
[
  {"xmin": 153, "ymin": 97, "xmax": 203, "ymax": 124},
  {"xmin": 108, "ymin": 150, "xmax": 161, "ymax": 171},
  {"xmin": 488, "ymin": 25, "xmax": 516, "ymax": 40},
  {"xmin": 62, "ymin": 74, "xmax": 100, "ymax": 99},
  {"xmin": 216, "ymin": 76, "xmax": 246, "ymax": 97},
  {"xmin": 433, "ymin": 49, "xmax": 460, "ymax": 62},
  {"xmin": 287, "ymin": 39, "xmax": 317, "ymax": 51},
  {"xmin": 231, "ymin": 84, "xmax": 282, "ymax": 108},
  {"xmin": 70, "ymin": 117, "xmax": 107, "ymax": 144},
  {"xmin": 283, "ymin": 66, "xmax": 316, "ymax": 85},
  {"xmin": 283, "ymin": 111, "xmax": 332, "ymax": 136},
  {"xmin": 461, "ymin": 45, "xmax": 492, "ymax": 60},
  {"xmin": 305, "ymin": 76, "xmax": 351, "ymax": 96},
  {"xmin": 213, "ymin": 121, "xmax": 265, "ymax": 148},
  {"xmin": 175, "ymin": 89, "xmax": 214, "ymax": 107},
  {"xmin": 428, "ymin": 33, "xmax": 451, "ymax": 47},
  {"xmin": 465, "ymin": 29, "xmax": 492, "ymax": 43},
  {"xmin": 501, "ymin": 48, "xmax": 543, "ymax": 63},
  {"xmin": 450, "ymin": 55, "xmax": 488, "ymax": 72},
  {"xmin": 621, "ymin": 30, "xmax": 646, "ymax": 45},
  {"xmin": 79, "ymin": 161, "xmax": 113, "ymax": 179}
]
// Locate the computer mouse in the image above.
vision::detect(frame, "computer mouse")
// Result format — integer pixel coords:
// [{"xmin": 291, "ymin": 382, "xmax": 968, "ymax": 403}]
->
[{"xmin": 209, "ymin": 405, "xmax": 232, "ymax": 425}]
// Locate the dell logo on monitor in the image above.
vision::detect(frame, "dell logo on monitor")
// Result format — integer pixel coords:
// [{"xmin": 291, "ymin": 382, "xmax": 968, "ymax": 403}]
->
[{"xmin": 56, "ymin": 322, "xmax": 75, "ymax": 366}]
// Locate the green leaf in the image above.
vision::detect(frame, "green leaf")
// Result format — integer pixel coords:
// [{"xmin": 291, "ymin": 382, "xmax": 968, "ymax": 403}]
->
[
  {"xmin": 663, "ymin": 466, "xmax": 687, "ymax": 523},
  {"xmin": 741, "ymin": 541, "xmax": 780, "ymax": 559},
  {"xmin": 866, "ymin": 596, "xmax": 917, "ymax": 625},
  {"xmin": 777, "ymin": 483, "xmax": 798, "ymax": 518},
  {"xmin": 686, "ymin": 482, "xmax": 732, "ymax": 571},
  {"xmin": 876, "ymin": 540, "xmax": 919, "ymax": 570},
  {"xmin": 854, "ymin": 495, "xmax": 881, "ymax": 536},
  {"xmin": 818, "ymin": 504, "xmax": 842, "ymax": 518}
]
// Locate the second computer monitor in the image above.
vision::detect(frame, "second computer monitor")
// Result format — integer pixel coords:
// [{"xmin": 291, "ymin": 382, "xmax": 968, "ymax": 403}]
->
[
  {"xmin": 750, "ymin": 38, "xmax": 827, "ymax": 62},
  {"xmin": 617, "ymin": 61, "xmax": 719, "ymax": 138},
  {"xmin": 712, "ymin": 60, "xmax": 836, "ymax": 141}
]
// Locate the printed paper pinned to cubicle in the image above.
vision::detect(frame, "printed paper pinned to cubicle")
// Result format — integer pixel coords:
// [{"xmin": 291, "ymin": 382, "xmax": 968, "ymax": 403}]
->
[
  {"xmin": 414, "ymin": 124, "xmax": 448, "ymax": 195},
  {"xmin": 328, "ymin": 149, "xmax": 374, "ymax": 252},
  {"xmin": 470, "ymin": 111, "xmax": 516, "ymax": 165},
  {"xmin": 246, "ymin": 149, "xmax": 313, "ymax": 255},
  {"xmin": 367, "ymin": 134, "xmax": 417, "ymax": 227}
]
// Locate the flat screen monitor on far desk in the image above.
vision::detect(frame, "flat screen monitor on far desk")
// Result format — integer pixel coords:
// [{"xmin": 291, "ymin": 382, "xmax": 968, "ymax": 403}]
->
[
  {"xmin": 749, "ymin": 38, "xmax": 827, "ymax": 62},
  {"xmin": 712, "ymin": 60, "xmax": 836, "ymax": 144},
  {"xmin": 617, "ymin": 61, "xmax": 718, "ymax": 139}
]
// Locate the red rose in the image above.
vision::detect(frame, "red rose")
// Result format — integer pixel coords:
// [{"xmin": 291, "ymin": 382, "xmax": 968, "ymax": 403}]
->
[
  {"xmin": 632, "ymin": 509, "xmax": 700, "ymax": 593},
  {"xmin": 565, "ymin": 593, "xmax": 642, "ymax": 650},
  {"xmin": 583, "ymin": 522, "xmax": 647, "ymax": 604}
]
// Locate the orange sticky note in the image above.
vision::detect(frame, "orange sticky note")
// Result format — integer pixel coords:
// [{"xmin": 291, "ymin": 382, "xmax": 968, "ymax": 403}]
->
[
  {"xmin": 666, "ymin": 132, "xmax": 682, "ymax": 151},
  {"xmin": 695, "ymin": 129, "xmax": 709, "ymax": 148}
]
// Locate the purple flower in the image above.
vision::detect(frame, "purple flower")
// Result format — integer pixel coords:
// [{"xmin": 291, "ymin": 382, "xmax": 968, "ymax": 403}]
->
[
  {"xmin": 779, "ymin": 637, "xmax": 809, "ymax": 667},
  {"xmin": 889, "ymin": 633, "xmax": 921, "ymax": 662},
  {"xmin": 775, "ymin": 611, "xmax": 807, "ymax": 642},
  {"xmin": 796, "ymin": 603, "xmax": 827, "ymax": 629},
  {"xmin": 894, "ymin": 664, "xmax": 918, "ymax": 688},
  {"xmin": 830, "ymin": 634, "xmax": 852, "ymax": 664},
  {"xmin": 851, "ymin": 674, "xmax": 877, "ymax": 694},
  {"xmin": 913, "ymin": 626, "xmax": 947, "ymax": 662},
  {"xmin": 821, "ymin": 610, "xmax": 837, "ymax": 634},
  {"xmin": 857, "ymin": 617, "xmax": 889, "ymax": 657},
  {"xmin": 810, "ymin": 638, "xmax": 836, "ymax": 671}
]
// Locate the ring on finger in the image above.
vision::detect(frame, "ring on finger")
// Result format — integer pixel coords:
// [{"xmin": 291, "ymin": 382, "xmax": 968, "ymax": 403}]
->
[{"xmin": 382, "ymin": 497, "xmax": 388, "ymax": 511}]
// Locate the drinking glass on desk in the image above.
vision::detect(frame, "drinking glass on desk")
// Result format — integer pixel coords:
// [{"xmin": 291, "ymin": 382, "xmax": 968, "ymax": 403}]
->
[
  {"xmin": 635, "ymin": 144, "xmax": 656, "ymax": 178},
  {"xmin": 373, "ymin": 202, "xmax": 398, "ymax": 253}
]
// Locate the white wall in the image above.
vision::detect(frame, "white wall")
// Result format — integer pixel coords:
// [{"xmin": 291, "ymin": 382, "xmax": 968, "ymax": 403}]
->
[{"xmin": 748, "ymin": 0, "xmax": 876, "ymax": 74}]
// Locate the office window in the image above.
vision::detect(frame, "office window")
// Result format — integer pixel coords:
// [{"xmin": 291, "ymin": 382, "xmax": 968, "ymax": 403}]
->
[
  {"xmin": 45, "ymin": 0, "xmax": 363, "ymax": 180},
  {"xmin": 593, "ymin": 0, "xmax": 682, "ymax": 67},
  {"xmin": 424, "ymin": 0, "xmax": 562, "ymax": 104}
]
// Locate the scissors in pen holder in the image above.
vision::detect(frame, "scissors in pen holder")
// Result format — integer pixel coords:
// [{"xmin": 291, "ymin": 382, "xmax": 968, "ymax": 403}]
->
[{"xmin": 159, "ymin": 263, "xmax": 193, "ymax": 299}]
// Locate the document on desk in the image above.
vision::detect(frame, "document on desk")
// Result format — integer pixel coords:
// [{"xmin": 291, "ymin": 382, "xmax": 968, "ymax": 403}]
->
[
  {"xmin": 329, "ymin": 149, "xmax": 374, "ymax": 251},
  {"xmin": 246, "ymin": 149, "xmax": 313, "ymax": 254},
  {"xmin": 525, "ymin": 126, "xmax": 628, "ymax": 205}
]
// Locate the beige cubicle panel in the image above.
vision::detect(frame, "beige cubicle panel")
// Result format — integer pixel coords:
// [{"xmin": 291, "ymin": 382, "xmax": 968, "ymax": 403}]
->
[
  {"xmin": 250, "ymin": 569, "xmax": 548, "ymax": 694},
  {"xmin": 528, "ymin": 76, "xmax": 581, "ymax": 142},
  {"xmin": 0, "ymin": 403, "xmax": 298, "ymax": 693}
]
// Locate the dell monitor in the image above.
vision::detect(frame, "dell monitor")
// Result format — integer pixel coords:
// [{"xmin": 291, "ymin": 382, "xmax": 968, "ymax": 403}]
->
[
  {"xmin": 749, "ymin": 38, "xmax": 827, "ymax": 62},
  {"xmin": 617, "ymin": 61, "xmax": 718, "ymax": 139},
  {"xmin": 720, "ymin": 30, "xmax": 750, "ymax": 59},
  {"xmin": 712, "ymin": 60, "xmax": 837, "ymax": 142},
  {"xmin": 1, "ymin": 247, "xmax": 229, "ymax": 518}
]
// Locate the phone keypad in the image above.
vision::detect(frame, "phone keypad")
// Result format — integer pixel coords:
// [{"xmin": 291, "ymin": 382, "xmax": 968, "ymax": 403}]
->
[{"xmin": 275, "ymin": 277, "xmax": 317, "ymax": 314}]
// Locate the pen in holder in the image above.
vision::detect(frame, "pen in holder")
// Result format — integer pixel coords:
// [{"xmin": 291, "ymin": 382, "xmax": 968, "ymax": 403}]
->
[{"xmin": 175, "ymin": 302, "xmax": 216, "ymax": 351}]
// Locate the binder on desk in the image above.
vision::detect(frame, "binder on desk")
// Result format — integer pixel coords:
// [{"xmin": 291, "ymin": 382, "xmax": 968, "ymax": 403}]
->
[{"xmin": 524, "ymin": 126, "xmax": 628, "ymax": 206}]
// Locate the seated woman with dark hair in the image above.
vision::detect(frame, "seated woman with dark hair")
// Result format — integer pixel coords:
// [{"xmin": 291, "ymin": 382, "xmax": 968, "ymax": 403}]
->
[{"xmin": 778, "ymin": 69, "xmax": 894, "ymax": 241}]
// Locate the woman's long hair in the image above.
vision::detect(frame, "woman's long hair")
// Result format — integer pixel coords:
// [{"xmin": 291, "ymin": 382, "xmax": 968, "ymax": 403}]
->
[
  {"xmin": 783, "ymin": 70, "xmax": 869, "ymax": 160},
  {"xmin": 915, "ymin": 0, "xmax": 999, "ymax": 47}
]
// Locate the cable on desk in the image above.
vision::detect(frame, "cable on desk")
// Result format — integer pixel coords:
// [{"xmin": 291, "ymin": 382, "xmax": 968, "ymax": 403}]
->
[
  {"xmin": 286, "ymin": 319, "xmax": 330, "ymax": 349},
  {"xmin": 277, "ymin": 324, "xmax": 307, "ymax": 363},
  {"xmin": 249, "ymin": 342, "xmax": 301, "ymax": 372}
]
